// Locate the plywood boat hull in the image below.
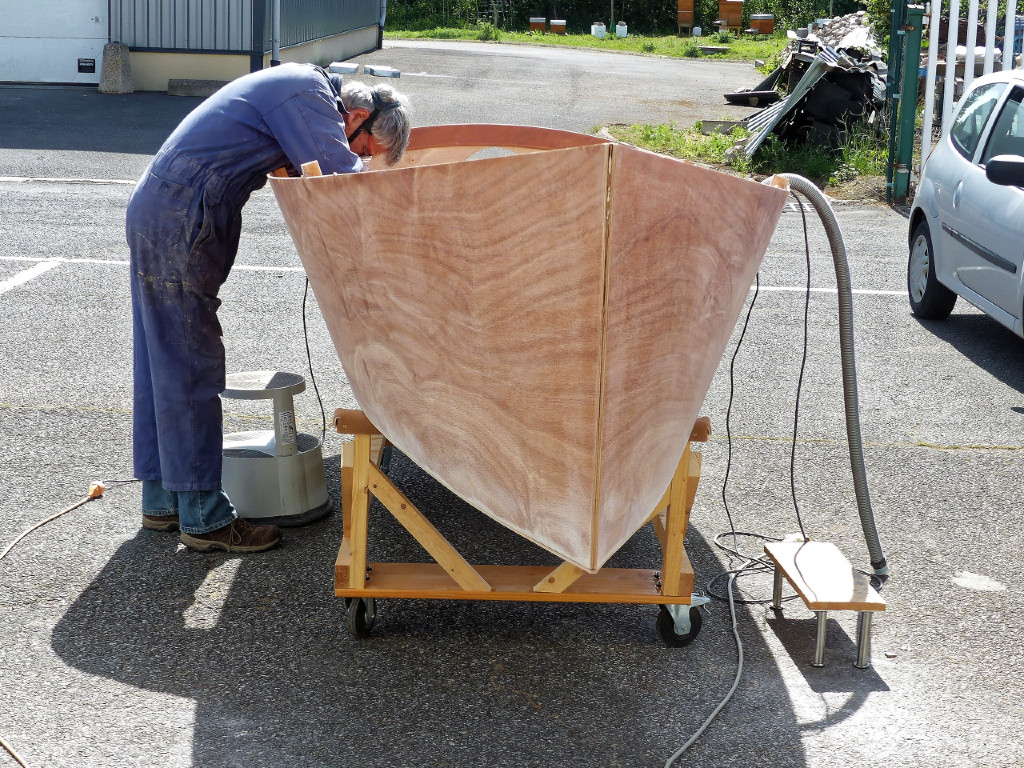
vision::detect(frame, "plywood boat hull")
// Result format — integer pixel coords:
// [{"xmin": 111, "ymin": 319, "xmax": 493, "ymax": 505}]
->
[{"xmin": 270, "ymin": 125, "xmax": 788, "ymax": 572}]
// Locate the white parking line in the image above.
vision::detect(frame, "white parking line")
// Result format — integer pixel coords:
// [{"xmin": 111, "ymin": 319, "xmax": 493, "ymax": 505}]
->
[
  {"xmin": 0, "ymin": 176, "xmax": 136, "ymax": 185},
  {"xmin": 757, "ymin": 286, "xmax": 904, "ymax": 297},
  {"xmin": 0, "ymin": 256, "xmax": 304, "ymax": 273},
  {"xmin": 0, "ymin": 256, "xmax": 902, "ymax": 290},
  {"xmin": 0, "ymin": 260, "xmax": 61, "ymax": 296}
]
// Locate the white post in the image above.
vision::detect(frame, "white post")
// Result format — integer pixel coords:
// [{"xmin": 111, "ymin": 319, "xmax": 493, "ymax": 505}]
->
[
  {"xmin": 963, "ymin": 0, "xmax": 980, "ymax": 91},
  {"xmin": 271, "ymin": 0, "xmax": 281, "ymax": 66},
  {"xmin": 1003, "ymin": 0, "xmax": 1018, "ymax": 70},
  {"xmin": 922, "ymin": 0, "xmax": 942, "ymax": 166},
  {"xmin": 983, "ymin": 0, "xmax": 997, "ymax": 74},
  {"xmin": 942, "ymin": 0, "xmax": 962, "ymax": 133}
]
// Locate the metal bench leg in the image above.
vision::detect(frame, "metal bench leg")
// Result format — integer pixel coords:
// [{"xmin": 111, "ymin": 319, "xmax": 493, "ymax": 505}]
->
[
  {"xmin": 771, "ymin": 567, "xmax": 783, "ymax": 610},
  {"xmin": 813, "ymin": 611, "xmax": 827, "ymax": 667},
  {"xmin": 855, "ymin": 611, "xmax": 873, "ymax": 669}
]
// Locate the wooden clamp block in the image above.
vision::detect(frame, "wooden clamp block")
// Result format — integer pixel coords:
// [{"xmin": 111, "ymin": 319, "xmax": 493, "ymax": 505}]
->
[
  {"xmin": 335, "ymin": 408, "xmax": 380, "ymax": 435},
  {"xmin": 765, "ymin": 541, "xmax": 885, "ymax": 668}
]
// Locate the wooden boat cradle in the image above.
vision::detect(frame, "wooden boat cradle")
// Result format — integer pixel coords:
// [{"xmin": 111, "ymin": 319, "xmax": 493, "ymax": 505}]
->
[{"xmin": 335, "ymin": 407, "xmax": 711, "ymax": 641}]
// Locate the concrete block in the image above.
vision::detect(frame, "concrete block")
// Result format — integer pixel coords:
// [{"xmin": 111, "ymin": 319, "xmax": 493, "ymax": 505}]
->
[
  {"xmin": 363, "ymin": 65, "xmax": 400, "ymax": 77},
  {"xmin": 98, "ymin": 42, "xmax": 133, "ymax": 95},
  {"xmin": 329, "ymin": 61, "xmax": 360, "ymax": 74},
  {"xmin": 167, "ymin": 79, "xmax": 230, "ymax": 97}
]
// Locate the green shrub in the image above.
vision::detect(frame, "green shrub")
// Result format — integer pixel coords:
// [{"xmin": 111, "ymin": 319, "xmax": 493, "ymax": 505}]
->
[
  {"xmin": 476, "ymin": 22, "xmax": 501, "ymax": 41},
  {"xmin": 683, "ymin": 40, "xmax": 701, "ymax": 57}
]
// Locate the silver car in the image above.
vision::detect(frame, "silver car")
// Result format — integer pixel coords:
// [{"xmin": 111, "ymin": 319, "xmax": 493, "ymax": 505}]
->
[{"xmin": 908, "ymin": 69, "xmax": 1024, "ymax": 335}]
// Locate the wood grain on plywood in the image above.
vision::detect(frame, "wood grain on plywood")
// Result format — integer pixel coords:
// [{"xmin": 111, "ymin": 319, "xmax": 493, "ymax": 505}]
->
[
  {"xmin": 595, "ymin": 145, "xmax": 787, "ymax": 566},
  {"xmin": 274, "ymin": 141, "xmax": 610, "ymax": 570},
  {"xmin": 269, "ymin": 126, "xmax": 789, "ymax": 572}
]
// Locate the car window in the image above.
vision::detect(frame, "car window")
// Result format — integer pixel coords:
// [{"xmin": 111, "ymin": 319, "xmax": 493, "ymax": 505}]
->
[
  {"xmin": 950, "ymin": 82, "xmax": 1006, "ymax": 160},
  {"xmin": 981, "ymin": 87, "xmax": 1024, "ymax": 165}
]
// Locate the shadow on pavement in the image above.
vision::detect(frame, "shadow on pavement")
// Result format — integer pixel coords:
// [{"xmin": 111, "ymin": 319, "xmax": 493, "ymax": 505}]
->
[
  {"xmin": 52, "ymin": 452, "xmax": 827, "ymax": 767},
  {"xmin": 764, "ymin": 613, "xmax": 891, "ymax": 696},
  {"xmin": 913, "ymin": 313, "xmax": 1024, "ymax": 396},
  {"xmin": 0, "ymin": 87, "xmax": 199, "ymax": 156}
]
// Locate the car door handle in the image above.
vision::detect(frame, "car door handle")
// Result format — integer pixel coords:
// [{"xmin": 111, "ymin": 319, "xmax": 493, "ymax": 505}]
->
[{"xmin": 952, "ymin": 181, "xmax": 963, "ymax": 208}]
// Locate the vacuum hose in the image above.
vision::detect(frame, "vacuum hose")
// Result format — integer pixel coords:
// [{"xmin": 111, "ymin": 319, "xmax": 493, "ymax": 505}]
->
[{"xmin": 778, "ymin": 174, "xmax": 889, "ymax": 575}]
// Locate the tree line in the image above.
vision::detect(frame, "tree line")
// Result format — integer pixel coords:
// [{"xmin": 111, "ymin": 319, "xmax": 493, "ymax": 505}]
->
[{"xmin": 386, "ymin": 0, "xmax": 866, "ymax": 36}]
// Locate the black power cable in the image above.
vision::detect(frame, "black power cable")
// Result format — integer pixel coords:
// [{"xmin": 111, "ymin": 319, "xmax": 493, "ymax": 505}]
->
[
  {"xmin": 302, "ymin": 277, "xmax": 328, "ymax": 445},
  {"xmin": 721, "ymin": 271, "xmax": 761, "ymax": 556},
  {"xmin": 789, "ymin": 192, "xmax": 812, "ymax": 542}
]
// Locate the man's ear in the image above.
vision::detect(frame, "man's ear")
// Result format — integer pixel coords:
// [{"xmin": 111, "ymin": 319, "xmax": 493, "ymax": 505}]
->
[{"xmin": 343, "ymin": 107, "xmax": 371, "ymax": 132}]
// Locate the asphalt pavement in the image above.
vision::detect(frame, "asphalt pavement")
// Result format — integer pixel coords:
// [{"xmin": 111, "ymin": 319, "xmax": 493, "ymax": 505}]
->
[{"xmin": 1, "ymin": 40, "xmax": 1022, "ymax": 768}]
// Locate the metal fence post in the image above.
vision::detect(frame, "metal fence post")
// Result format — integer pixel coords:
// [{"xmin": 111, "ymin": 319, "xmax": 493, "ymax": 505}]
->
[
  {"xmin": 893, "ymin": 4, "xmax": 925, "ymax": 202},
  {"xmin": 885, "ymin": 0, "xmax": 908, "ymax": 203}
]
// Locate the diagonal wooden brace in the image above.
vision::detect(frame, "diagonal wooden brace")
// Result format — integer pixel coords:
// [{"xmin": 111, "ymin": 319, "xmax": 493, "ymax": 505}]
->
[
  {"xmin": 533, "ymin": 561, "xmax": 587, "ymax": 593},
  {"xmin": 367, "ymin": 464, "xmax": 492, "ymax": 593}
]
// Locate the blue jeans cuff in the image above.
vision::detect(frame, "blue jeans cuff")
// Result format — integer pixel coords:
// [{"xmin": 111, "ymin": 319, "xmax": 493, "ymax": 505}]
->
[
  {"xmin": 141, "ymin": 479, "xmax": 178, "ymax": 515},
  {"xmin": 177, "ymin": 489, "xmax": 237, "ymax": 535}
]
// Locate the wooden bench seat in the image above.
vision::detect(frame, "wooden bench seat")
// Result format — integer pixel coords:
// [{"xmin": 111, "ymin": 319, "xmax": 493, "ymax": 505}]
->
[{"xmin": 764, "ymin": 541, "xmax": 885, "ymax": 668}]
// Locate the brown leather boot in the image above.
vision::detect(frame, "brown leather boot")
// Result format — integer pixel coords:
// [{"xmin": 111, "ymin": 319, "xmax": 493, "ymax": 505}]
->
[{"xmin": 180, "ymin": 518, "xmax": 282, "ymax": 553}]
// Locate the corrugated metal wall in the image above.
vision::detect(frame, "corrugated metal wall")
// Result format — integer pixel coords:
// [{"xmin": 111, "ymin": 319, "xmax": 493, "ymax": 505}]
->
[
  {"xmin": 274, "ymin": 0, "xmax": 379, "ymax": 47},
  {"xmin": 110, "ymin": 0, "xmax": 380, "ymax": 54},
  {"xmin": 110, "ymin": 0, "xmax": 254, "ymax": 51}
]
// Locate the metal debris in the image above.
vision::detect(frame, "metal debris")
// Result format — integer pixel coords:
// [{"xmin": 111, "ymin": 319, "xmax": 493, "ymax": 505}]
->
[{"xmin": 724, "ymin": 13, "xmax": 887, "ymax": 162}]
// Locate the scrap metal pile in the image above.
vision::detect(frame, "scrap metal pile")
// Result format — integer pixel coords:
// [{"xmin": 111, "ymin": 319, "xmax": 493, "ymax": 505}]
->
[{"xmin": 725, "ymin": 11, "xmax": 888, "ymax": 161}]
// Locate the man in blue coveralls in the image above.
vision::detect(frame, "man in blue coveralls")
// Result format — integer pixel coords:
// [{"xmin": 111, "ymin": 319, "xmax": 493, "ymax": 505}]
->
[{"xmin": 128, "ymin": 63, "xmax": 411, "ymax": 553}]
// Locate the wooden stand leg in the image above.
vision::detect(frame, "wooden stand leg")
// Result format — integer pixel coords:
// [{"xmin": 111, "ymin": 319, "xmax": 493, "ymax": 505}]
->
[
  {"xmin": 660, "ymin": 445, "xmax": 692, "ymax": 596},
  {"xmin": 341, "ymin": 441, "xmax": 355, "ymax": 539},
  {"xmin": 347, "ymin": 433, "xmax": 372, "ymax": 590}
]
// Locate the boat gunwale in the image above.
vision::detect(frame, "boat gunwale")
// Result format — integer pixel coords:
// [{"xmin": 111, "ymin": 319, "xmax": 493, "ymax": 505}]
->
[{"xmin": 405, "ymin": 124, "xmax": 613, "ymax": 152}]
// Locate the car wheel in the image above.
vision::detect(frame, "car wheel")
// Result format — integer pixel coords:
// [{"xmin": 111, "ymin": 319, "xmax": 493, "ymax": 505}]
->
[{"xmin": 908, "ymin": 220, "xmax": 957, "ymax": 319}]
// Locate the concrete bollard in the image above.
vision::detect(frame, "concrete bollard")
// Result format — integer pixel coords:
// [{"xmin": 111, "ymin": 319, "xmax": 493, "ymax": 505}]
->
[{"xmin": 98, "ymin": 42, "xmax": 133, "ymax": 94}]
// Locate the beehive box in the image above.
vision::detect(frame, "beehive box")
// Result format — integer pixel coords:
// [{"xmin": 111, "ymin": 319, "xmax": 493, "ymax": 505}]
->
[{"xmin": 718, "ymin": 0, "xmax": 744, "ymax": 30}]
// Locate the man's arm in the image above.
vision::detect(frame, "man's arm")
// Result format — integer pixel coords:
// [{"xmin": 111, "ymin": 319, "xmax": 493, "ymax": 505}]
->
[{"xmin": 263, "ymin": 89, "xmax": 364, "ymax": 176}]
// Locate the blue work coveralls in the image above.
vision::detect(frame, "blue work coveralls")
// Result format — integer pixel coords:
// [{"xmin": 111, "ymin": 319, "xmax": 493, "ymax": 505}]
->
[{"xmin": 127, "ymin": 63, "xmax": 362, "ymax": 532}]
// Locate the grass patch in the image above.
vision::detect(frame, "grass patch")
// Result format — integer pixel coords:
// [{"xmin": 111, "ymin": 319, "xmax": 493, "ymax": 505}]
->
[
  {"xmin": 385, "ymin": 27, "xmax": 787, "ymax": 61},
  {"xmin": 609, "ymin": 123, "xmax": 750, "ymax": 170},
  {"xmin": 606, "ymin": 121, "xmax": 888, "ymax": 190}
]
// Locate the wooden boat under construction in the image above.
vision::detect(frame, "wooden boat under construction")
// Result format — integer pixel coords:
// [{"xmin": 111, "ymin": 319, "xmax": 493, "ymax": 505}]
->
[{"xmin": 269, "ymin": 124, "xmax": 788, "ymax": 639}]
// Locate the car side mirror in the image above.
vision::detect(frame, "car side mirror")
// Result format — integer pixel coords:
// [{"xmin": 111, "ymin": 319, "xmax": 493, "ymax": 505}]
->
[{"xmin": 985, "ymin": 154, "xmax": 1024, "ymax": 186}]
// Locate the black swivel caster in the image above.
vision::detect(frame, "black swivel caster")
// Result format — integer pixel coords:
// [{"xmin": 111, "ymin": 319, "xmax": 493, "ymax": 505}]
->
[
  {"xmin": 345, "ymin": 597, "xmax": 377, "ymax": 639},
  {"xmin": 657, "ymin": 604, "xmax": 703, "ymax": 647}
]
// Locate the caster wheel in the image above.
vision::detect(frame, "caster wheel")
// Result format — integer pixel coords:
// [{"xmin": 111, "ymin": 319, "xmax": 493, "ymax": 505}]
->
[
  {"xmin": 346, "ymin": 597, "xmax": 377, "ymax": 639},
  {"xmin": 657, "ymin": 604, "xmax": 702, "ymax": 647}
]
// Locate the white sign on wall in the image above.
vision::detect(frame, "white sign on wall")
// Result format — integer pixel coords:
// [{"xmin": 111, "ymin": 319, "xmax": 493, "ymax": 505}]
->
[{"xmin": 1, "ymin": 0, "xmax": 108, "ymax": 84}]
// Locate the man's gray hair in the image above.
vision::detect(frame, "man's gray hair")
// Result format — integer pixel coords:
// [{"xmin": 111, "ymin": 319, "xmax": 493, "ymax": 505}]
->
[{"xmin": 339, "ymin": 81, "xmax": 411, "ymax": 165}]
